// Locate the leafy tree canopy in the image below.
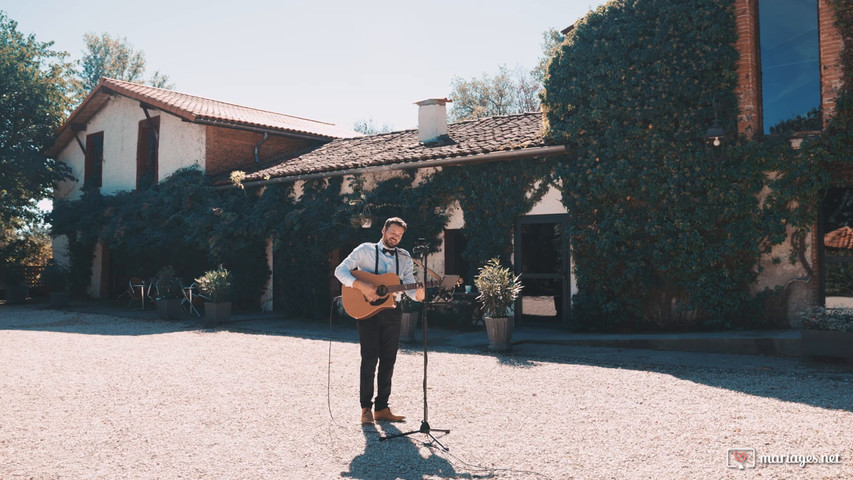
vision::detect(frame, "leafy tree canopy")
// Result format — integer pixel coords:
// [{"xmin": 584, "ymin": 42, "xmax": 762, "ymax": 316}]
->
[
  {"xmin": 75, "ymin": 32, "xmax": 174, "ymax": 99},
  {"xmin": 0, "ymin": 10, "xmax": 74, "ymax": 261},
  {"xmin": 448, "ymin": 28, "xmax": 562, "ymax": 122},
  {"xmin": 353, "ymin": 118, "xmax": 393, "ymax": 134}
]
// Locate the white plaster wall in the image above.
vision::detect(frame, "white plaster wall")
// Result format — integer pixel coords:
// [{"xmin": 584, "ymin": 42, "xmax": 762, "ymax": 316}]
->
[
  {"xmin": 158, "ymin": 111, "xmax": 206, "ymax": 181},
  {"xmin": 755, "ymin": 226, "xmax": 813, "ymax": 325},
  {"xmin": 51, "ymin": 235, "xmax": 70, "ymax": 268},
  {"xmin": 54, "ymin": 95, "xmax": 206, "ymax": 201},
  {"xmin": 527, "ymin": 184, "xmax": 568, "ymax": 216},
  {"xmin": 261, "ymin": 237, "xmax": 274, "ymax": 312},
  {"xmin": 52, "ymin": 95, "xmax": 206, "ymax": 294},
  {"xmin": 87, "ymin": 241, "xmax": 105, "ymax": 298}
]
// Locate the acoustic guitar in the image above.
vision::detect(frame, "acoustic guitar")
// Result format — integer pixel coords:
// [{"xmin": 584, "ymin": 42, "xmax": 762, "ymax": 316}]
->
[{"xmin": 341, "ymin": 270, "xmax": 455, "ymax": 320}]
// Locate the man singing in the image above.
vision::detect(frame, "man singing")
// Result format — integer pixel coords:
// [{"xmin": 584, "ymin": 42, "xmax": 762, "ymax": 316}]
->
[{"xmin": 334, "ymin": 217, "xmax": 425, "ymax": 424}]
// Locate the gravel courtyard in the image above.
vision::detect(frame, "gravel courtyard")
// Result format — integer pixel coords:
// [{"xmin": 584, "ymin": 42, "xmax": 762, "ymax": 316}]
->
[{"xmin": 1, "ymin": 306, "xmax": 851, "ymax": 479}]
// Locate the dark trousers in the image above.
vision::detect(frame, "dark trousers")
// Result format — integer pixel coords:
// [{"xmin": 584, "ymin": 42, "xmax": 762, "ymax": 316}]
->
[{"xmin": 357, "ymin": 307, "xmax": 402, "ymax": 411}]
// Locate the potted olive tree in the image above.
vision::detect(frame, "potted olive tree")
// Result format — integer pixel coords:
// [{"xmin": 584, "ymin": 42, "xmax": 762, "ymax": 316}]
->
[
  {"xmin": 798, "ymin": 306, "xmax": 853, "ymax": 360},
  {"xmin": 474, "ymin": 257, "xmax": 523, "ymax": 352},
  {"xmin": 196, "ymin": 265, "xmax": 232, "ymax": 327},
  {"xmin": 41, "ymin": 260, "xmax": 71, "ymax": 307},
  {"xmin": 154, "ymin": 266, "xmax": 183, "ymax": 320}
]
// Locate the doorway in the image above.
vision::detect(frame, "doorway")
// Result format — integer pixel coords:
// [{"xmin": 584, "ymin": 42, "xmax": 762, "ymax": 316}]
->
[
  {"xmin": 820, "ymin": 187, "xmax": 853, "ymax": 307},
  {"xmin": 514, "ymin": 214, "xmax": 570, "ymax": 326}
]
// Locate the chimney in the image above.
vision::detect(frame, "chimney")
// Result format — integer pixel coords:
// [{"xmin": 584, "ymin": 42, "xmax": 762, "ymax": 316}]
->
[{"xmin": 415, "ymin": 98, "xmax": 451, "ymax": 143}]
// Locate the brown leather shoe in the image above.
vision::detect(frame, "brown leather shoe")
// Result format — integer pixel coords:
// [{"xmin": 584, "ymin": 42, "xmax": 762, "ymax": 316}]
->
[
  {"xmin": 361, "ymin": 408, "xmax": 374, "ymax": 424},
  {"xmin": 374, "ymin": 408, "xmax": 405, "ymax": 422}
]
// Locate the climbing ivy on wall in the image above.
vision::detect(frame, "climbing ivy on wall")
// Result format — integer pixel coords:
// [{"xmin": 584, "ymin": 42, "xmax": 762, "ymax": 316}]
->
[
  {"xmin": 433, "ymin": 160, "xmax": 552, "ymax": 279},
  {"xmin": 51, "ymin": 168, "xmax": 270, "ymax": 306},
  {"xmin": 51, "ymin": 156, "xmax": 552, "ymax": 318},
  {"xmin": 541, "ymin": 0, "xmax": 833, "ymax": 329}
]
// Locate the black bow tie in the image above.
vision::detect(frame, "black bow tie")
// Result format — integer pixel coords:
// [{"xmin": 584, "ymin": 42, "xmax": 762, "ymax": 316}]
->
[{"xmin": 382, "ymin": 248, "xmax": 397, "ymax": 256}]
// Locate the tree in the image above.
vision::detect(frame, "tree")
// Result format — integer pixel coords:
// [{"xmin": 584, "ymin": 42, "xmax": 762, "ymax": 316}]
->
[
  {"xmin": 448, "ymin": 28, "xmax": 564, "ymax": 122},
  {"xmin": 531, "ymin": 28, "xmax": 565, "ymax": 84},
  {"xmin": 353, "ymin": 118, "xmax": 393, "ymax": 135},
  {"xmin": 75, "ymin": 32, "xmax": 173, "ymax": 99},
  {"xmin": 448, "ymin": 65, "xmax": 529, "ymax": 122},
  {"xmin": 0, "ymin": 10, "xmax": 74, "ymax": 259}
]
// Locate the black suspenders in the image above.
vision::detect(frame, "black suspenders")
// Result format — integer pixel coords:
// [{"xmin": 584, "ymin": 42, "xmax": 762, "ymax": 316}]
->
[{"xmin": 374, "ymin": 244, "xmax": 399, "ymax": 276}]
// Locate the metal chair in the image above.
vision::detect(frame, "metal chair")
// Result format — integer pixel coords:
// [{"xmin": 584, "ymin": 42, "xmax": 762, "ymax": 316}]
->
[
  {"xmin": 180, "ymin": 281, "xmax": 201, "ymax": 317},
  {"xmin": 127, "ymin": 277, "xmax": 147, "ymax": 309}
]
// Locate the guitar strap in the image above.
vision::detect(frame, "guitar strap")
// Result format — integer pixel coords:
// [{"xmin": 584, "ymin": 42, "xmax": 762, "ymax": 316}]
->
[{"xmin": 374, "ymin": 244, "xmax": 400, "ymax": 276}]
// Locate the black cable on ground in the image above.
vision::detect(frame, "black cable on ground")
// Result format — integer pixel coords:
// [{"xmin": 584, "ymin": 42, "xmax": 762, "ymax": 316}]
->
[{"xmin": 328, "ymin": 298, "xmax": 552, "ymax": 478}]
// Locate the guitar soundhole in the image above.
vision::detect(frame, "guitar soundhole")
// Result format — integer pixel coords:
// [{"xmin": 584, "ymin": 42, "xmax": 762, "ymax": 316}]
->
[{"xmin": 376, "ymin": 285, "xmax": 388, "ymax": 296}]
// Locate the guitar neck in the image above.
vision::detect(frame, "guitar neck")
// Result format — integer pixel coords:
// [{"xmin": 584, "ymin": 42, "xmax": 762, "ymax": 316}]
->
[{"xmin": 385, "ymin": 280, "xmax": 438, "ymax": 294}]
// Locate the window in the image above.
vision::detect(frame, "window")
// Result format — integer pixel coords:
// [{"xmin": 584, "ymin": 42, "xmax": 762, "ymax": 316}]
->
[
  {"xmin": 84, "ymin": 132, "xmax": 104, "ymax": 190},
  {"xmin": 759, "ymin": 0, "xmax": 821, "ymax": 134},
  {"xmin": 821, "ymin": 188, "xmax": 853, "ymax": 306},
  {"xmin": 136, "ymin": 116, "xmax": 160, "ymax": 189},
  {"xmin": 443, "ymin": 229, "xmax": 469, "ymax": 279}
]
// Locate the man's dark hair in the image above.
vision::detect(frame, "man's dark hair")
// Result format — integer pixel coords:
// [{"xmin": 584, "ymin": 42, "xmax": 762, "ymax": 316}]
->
[{"xmin": 384, "ymin": 217, "xmax": 408, "ymax": 230}]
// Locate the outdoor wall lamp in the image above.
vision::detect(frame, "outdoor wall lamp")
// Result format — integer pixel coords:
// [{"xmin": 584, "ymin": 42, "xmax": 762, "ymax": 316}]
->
[
  {"xmin": 705, "ymin": 119, "xmax": 725, "ymax": 148},
  {"xmin": 704, "ymin": 97, "xmax": 725, "ymax": 148}
]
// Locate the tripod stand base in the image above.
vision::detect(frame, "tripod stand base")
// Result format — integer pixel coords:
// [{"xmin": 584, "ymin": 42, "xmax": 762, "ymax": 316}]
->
[{"xmin": 379, "ymin": 421, "xmax": 450, "ymax": 451}]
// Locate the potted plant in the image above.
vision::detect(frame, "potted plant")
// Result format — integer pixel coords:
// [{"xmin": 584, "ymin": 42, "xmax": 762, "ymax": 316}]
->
[
  {"xmin": 798, "ymin": 306, "xmax": 853, "ymax": 360},
  {"xmin": 474, "ymin": 257, "xmax": 523, "ymax": 352},
  {"xmin": 2, "ymin": 264, "xmax": 29, "ymax": 305},
  {"xmin": 195, "ymin": 265, "xmax": 232, "ymax": 327},
  {"xmin": 154, "ymin": 266, "xmax": 183, "ymax": 319},
  {"xmin": 41, "ymin": 260, "xmax": 71, "ymax": 307}
]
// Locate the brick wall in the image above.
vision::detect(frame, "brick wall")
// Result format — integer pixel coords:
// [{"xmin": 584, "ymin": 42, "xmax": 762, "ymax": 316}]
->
[
  {"xmin": 204, "ymin": 126, "xmax": 321, "ymax": 176},
  {"xmin": 735, "ymin": 0, "xmax": 846, "ymax": 309},
  {"xmin": 820, "ymin": 0, "xmax": 844, "ymax": 126},
  {"xmin": 734, "ymin": 0, "xmax": 761, "ymax": 139},
  {"xmin": 735, "ymin": 0, "xmax": 843, "ymax": 135}
]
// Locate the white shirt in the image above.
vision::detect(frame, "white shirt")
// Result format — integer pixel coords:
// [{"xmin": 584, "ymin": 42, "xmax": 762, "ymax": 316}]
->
[{"xmin": 334, "ymin": 240, "xmax": 418, "ymax": 300}]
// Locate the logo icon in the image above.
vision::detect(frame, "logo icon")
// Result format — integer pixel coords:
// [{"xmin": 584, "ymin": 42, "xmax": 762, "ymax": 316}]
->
[{"xmin": 727, "ymin": 448, "xmax": 756, "ymax": 469}]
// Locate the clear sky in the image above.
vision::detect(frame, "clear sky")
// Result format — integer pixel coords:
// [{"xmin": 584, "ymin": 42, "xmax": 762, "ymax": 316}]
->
[{"xmin": 6, "ymin": 0, "xmax": 605, "ymax": 131}]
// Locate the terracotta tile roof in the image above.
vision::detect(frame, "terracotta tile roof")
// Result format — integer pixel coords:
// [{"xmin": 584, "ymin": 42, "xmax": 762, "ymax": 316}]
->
[
  {"xmin": 47, "ymin": 78, "xmax": 357, "ymax": 157},
  {"xmin": 825, "ymin": 226, "xmax": 853, "ymax": 250},
  {"xmin": 240, "ymin": 112, "xmax": 549, "ymax": 182}
]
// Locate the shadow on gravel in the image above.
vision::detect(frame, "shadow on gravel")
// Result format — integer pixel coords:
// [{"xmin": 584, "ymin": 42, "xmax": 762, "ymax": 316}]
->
[
  {"xmin": 5, "ymin": 303, "xmax": 851, "ymax": 414},
  {"xmin": 467, "ymin": 345, "xmax": 853, "ymax": 414},
  {"xmin": 342, "ymin": 424, "xmax": 466, "ymax": 480},
  {"xmin": 0, "ymin": 304, "xmax": 197, "ymax": 336}
]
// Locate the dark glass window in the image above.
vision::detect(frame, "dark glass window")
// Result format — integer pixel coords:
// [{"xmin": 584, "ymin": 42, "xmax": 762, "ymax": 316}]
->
[
  {"xmin": 136, "ymin": 116, "xmax": 159, "ymax": 190},
  {"xmin": 84, "ymin": 132, "xmax": 103, "ymax": 190},
  {"xmin": 519, "ymin": 222, "xmax": 562, "ymax": 275},
  {"xmin": 443, "ymin": 229, "xmax": 469, "ymax": 279},
  {"xmin": 759, "ymin": 0, "xmax": 820, "ymax": 135}
]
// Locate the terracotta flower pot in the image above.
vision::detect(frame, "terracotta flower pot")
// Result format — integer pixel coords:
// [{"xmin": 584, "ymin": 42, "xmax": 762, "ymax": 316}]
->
[{"xmin": 156, "ymin": 298, "xmax": 182, "ymax": 320}]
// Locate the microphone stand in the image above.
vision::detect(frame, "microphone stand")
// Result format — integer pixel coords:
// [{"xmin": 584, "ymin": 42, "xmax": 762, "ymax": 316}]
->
[{"xmin": 380, "ymin": 240, "xmax": 450, "ymax": 451}]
